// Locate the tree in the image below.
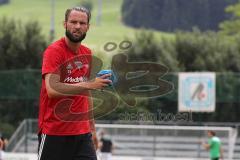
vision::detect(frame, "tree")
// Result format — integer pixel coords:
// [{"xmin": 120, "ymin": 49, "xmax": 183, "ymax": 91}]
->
[
  {"xmin": 122, "ymin": 0, "xmax": 237, "ymax": 32},
  {"xmin": 0, "ymin": 17, "xmax": 48, "ymax": 138},
  {"xmin": 127, "ymin": 30, "xmax": 179, "ymax": 71},
  {"xmin": 0, "ymin": 17, "xmax": 47, "ymax": 69},
  {"xmin": 78, "ymin": 0, "xmax": 93, "ymax": 12},
  {"xmin": 219, "ymin": 1, "xmax": 240, "ymax": 35},
  {"xmin": 125, "ymin": 29, "xmax": 240, "ymax": 122},
  {"xmin": 0, "ymin": 0, "xmax": 9, "ymax": 5}
]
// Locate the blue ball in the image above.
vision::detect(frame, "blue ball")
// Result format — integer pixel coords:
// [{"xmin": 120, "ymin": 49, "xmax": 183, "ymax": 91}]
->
[{"xmin": 96, "ymin": 70, "xmax": 117, "ymax": 86}]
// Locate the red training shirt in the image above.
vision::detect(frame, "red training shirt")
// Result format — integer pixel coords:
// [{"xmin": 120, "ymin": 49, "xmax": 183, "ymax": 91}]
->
[{"xmin": 39, "ymin": 37, "xmax": 92, "ymax": 135}]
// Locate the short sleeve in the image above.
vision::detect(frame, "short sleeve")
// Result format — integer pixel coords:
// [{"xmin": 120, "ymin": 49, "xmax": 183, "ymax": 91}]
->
[
  {"xmin": 208, "ymin": 139, "xmax": 213, "ymax": 147},
  {"xmin": 78, "ymin": 45, "xmax": 92, "ymax": 80},
  {"xmin": 42, "ymin": 46, "xmax": 63, "ymax": 79},
  {"xmin": 86, "ymin": 50, "xmax": 92, "ymax": 79}
]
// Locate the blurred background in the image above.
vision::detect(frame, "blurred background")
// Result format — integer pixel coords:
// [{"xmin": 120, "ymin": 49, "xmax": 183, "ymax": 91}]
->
[{"xmin": 1, "ymin": 0, "xmax": 240, "ymax": 159}]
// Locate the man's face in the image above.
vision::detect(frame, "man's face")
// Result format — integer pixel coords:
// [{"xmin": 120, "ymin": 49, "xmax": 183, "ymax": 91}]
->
[
  {"xmin": 207, "ymin": 131, "xmax": 212, "ymax": 138},
  {"xmin": 64, "ymin": 10, "xmax": 89, "ymax": 43}
]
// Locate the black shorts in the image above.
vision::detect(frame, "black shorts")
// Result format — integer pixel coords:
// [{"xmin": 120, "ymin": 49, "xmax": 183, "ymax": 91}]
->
[{"xmin": 38, "ymin": 133, "xmax": 97, "ymax": 160}]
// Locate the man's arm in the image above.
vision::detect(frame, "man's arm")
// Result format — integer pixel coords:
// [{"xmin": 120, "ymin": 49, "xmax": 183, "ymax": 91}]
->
[
  {"xmin": 0, "ymin": 139, "xmax": 3, "ymax": 150},
  {"xmin": 88, "ymin": 92, "xmax": 98, "ymax": 149},
  {"xmin": 220, "ymin": 146, "xmax": 224, "ymax": 159},
  {"xmin": 201, "ymin": 141, "xmax": 210, "ymax": 150},
  {"xmin": 111, "ymin": 141, "xmax": 114, "ymax": 153},
  {"xmin": 45, "ymin": 73, "xmax": 111, "ymax": 98}
]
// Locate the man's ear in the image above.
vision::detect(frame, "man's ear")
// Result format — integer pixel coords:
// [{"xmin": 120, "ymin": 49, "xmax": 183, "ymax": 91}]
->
[
  {"xmin": 87, "ymin": 23, "xmax": 90, "ymax": 31},
  {"xmin": 63, "ymin": 21, "xmax": 67, "ymax": 29}
]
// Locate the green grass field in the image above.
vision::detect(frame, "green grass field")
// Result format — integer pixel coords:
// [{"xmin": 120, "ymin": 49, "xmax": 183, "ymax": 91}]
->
[{"xmin": 0, "ymin": 0, "xmax": 173, "ymax": 54}]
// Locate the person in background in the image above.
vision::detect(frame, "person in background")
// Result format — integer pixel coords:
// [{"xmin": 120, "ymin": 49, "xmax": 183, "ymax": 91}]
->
[
  {"xmin": 99, "ymin": 130, "xmax": 114, "ymax": 160},
  {"xmin": 0, "ymin": 136, "xmax": 4, "ymax": 160},
  {"xmin": 202, "ymin": 130, "xmax": 224, "ymax": 160}
]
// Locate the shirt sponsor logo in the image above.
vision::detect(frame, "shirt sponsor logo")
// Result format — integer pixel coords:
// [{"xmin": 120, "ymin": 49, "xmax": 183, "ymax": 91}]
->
[{"xmin": 64, "ymin": 76, "xmax": 87, "ymax": 83}]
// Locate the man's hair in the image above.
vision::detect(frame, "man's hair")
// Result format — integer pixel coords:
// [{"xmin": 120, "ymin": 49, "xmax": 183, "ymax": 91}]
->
[
  {"xmin": 65, "ymin": 6, "xmax": 91, "ymax": 23},
  {"xmin": 208, "ymin": 130, "xmax": 216, "ymax": 136}
]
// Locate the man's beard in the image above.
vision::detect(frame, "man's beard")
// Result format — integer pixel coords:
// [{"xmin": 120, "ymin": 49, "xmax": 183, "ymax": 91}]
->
[{"xmin": 65, "ymin": 29, "xmax": 86, "ymax": 43}]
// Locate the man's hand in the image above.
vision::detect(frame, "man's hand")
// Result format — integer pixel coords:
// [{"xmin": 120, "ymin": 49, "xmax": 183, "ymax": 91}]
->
[
  {"xmin": 88, "ymin": 74, "xmax": 112, "ymax": 90},
  {"xmin": 89, "ymin": 115, "xmax": 98, "ymax": 150},
  {"xmin": 220, "ymin": 146, "xmax": 224, "ymax": 160},
  {"xmin": 92, "ymin": 131, "xmax": 98, "ymax": 150},
  {"xmin": 201, "ymin": 140, "xmax": 210, "ymax": 150}
]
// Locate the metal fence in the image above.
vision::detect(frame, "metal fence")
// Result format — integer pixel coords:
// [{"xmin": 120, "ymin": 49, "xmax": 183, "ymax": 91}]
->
[{"xmin": 6, "ymin": 119, "xmax": 240, "ymax": 160}]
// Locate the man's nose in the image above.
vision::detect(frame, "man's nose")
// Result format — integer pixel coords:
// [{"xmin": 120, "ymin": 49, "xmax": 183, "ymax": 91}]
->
[{"xmin": 75, "ymin": 23, "xmax": 81, "ymax": 28}]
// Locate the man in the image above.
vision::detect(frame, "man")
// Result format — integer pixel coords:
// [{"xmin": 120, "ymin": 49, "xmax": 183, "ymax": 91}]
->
[
  {"xmin": 202, "ymin": 131, "xmax": 224, "ymax": 160},
  {"xmin": 38, "ymin": 6, "xmax": 111, "ymax": 160}
]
